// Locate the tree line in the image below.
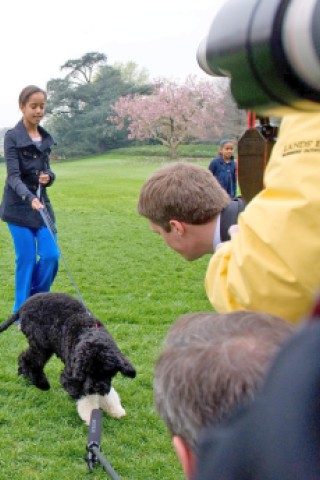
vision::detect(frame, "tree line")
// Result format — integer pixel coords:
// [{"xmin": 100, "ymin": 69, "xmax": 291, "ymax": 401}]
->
[{"xmin": 3, "ymin": 52, "xmax": 247, "ymax": 159}]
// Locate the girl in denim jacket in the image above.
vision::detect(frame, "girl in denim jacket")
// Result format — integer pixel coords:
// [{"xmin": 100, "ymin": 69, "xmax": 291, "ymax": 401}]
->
[{"xmin": 0, "ymin": 85, "xmax": 59, "ymax": 315}]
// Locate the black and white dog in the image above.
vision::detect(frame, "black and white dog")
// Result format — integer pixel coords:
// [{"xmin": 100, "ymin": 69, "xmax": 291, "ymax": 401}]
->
[{"xmin": 0, "ymin": 292, "xmax": 136, "ymax": 424}]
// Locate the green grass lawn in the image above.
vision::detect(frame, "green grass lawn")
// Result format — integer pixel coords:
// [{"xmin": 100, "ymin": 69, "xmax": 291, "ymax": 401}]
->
[
  {"xmin": 104, "ymin": 143, "xmax": 218, "ymax": 160},
  {"xmin": 0, "ymin": 154, "xmax": 213, "ymax": 479}
]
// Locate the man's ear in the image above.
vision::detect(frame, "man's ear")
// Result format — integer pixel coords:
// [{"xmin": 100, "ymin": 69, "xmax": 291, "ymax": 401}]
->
[
  {"xmin": 173, "ymin": 435, "xmax": 196, "ymax": 479},
  {"xmin": 169, "ymin": 220, "xmax": 186, "ymax": 236}
]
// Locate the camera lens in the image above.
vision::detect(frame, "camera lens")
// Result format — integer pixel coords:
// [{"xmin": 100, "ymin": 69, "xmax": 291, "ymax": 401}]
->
[
  {"xmin": 282, "ymin": 0, "xmax": 320, "ymax": 92},
  {"xmin": 197, "ymin": 0, "xmax": 320, "ymax": 114}
]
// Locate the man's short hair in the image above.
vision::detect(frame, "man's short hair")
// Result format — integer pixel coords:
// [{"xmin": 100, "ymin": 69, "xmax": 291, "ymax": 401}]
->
[
  {"xmin": 154, "ymin": 311, "xmax": 294, "ymax": 451},
  {"xmin": 138, "ymin": 162, "xmax": 230, "ymax": 232}
]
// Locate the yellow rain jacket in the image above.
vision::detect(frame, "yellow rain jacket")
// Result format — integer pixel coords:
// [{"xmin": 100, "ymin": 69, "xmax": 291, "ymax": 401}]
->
[{"xmin": 205, "ymin": 112, "xmax": 320, "ymax": 324}]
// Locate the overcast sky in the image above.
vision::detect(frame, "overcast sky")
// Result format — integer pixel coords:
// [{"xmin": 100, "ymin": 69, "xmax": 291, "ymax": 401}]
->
[{"xmin": 0, "ymin": 0, "xmax": 224, "ymax": 129}]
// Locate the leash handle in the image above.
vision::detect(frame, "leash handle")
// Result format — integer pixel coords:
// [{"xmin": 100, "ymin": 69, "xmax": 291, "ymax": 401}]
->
[
  {"xmin": 87, "ymin": 408, "xmax": 103, "ymax": 448},
  {"xmin": 86, "ymin": 409, "xmax": 102, "ymax": 473},
  {"xmin": 85, "ymin": 409, "xmax": 121, "ymax": 479}
]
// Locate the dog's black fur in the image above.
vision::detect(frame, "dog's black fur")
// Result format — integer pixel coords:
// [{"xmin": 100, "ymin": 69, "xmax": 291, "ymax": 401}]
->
[{"xmin": 0, "ymin": 292, "xmax": 136, "ymax": 400}]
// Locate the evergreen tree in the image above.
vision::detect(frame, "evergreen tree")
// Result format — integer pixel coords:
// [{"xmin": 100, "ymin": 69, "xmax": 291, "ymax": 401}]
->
[{"xmin": 45, "ymin": 53, "xmax": 152, "ymax": 158}]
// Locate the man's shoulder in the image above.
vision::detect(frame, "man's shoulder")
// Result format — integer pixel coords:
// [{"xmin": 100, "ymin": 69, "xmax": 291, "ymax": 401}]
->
[
  {"xmin": 220, "ymin": 197, "xmax": 246, "ymax": 241},
  {"xmin": 232, "ymin": 196, "xmax": 246, "ymax": 211},
  {"xmin": 225, "ymin": 197, "xmax": 246, "ymax": 214}
]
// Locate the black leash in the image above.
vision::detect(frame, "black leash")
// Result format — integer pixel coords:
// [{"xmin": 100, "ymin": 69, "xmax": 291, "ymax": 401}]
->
[
  {"xmin": 38, "ymin": 205, "xmax": 90, "ymax": 313},
  {"xmin": 37, "ymin": 189, "xmax": 119, "ymax": 477},
  {"xmin": 36, "ymin": 183, "xmax": 89, "ymax": 310},
  {"xmin": 85, "ymin": 409, "xmax": 121, "ymax": 479}
]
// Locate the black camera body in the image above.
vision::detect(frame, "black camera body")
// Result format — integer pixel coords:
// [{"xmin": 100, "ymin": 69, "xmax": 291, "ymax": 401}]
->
[{"xmin": 197, "ymin": 0, "xmax": 320, "ymax": 115}]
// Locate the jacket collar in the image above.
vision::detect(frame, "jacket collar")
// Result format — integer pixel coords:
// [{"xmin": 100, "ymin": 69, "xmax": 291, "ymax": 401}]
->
[
  {"xmin": 218, "ymin": 154, "xmax": 235, "ymax": 163},
  {"xmin": 14, "ymin": 119, "xmax": 55, "ymax": 151}
]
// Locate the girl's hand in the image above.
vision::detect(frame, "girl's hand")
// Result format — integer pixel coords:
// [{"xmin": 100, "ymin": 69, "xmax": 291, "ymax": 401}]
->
[
  {"xmin": 39, "ymin": 172, "xmax": 50, "ymax": 185},
  {"xmin": 31, "ymin": 198, "xmax": 44, "ymax": 211}
]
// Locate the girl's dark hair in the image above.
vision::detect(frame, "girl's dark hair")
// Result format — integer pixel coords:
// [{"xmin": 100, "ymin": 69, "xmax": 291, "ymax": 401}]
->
[{"xmin": 19, "ymin": 85, "xmax": 47, "ymax": 107}]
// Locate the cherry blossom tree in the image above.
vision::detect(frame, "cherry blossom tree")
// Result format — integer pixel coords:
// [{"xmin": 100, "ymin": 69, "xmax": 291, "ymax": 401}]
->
[{"xmin": 109, "ymin": 76, "xmax": 225, "ymax": 158}]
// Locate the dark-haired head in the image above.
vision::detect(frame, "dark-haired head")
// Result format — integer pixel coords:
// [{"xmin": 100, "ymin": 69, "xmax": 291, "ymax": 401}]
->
[{"xmin": 19, "ymin": 85, "xmax": 47, "ymax": 108}]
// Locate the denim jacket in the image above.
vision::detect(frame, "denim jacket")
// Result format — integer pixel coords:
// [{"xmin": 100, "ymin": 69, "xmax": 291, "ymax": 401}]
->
[{"xmin": 0, "ymin": 120, "xmax": 56, "ymax": 228}]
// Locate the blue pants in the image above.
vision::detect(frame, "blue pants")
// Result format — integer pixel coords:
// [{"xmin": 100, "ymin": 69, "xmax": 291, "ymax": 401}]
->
[{"xmin": 8, "ymin": 224, "xmax": 60, "ymax": 313}]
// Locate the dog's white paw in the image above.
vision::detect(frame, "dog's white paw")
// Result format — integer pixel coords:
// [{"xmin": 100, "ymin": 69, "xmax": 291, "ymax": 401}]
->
[
  {"xmin": 77, "ymin": 394, "xmax": 100, "ymax": 425},
  {"xmin": 98, "ymin": 387, "xmax": 126, "ymax": 418}
]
